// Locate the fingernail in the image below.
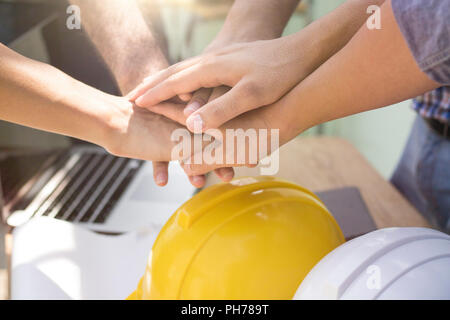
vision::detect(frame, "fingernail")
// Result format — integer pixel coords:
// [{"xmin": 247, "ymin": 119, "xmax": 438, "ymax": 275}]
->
[
  {"xmin": 179, "ymin": 93, "xmax": 193, "ymax": 102},
  {"xmin": 187, "ymin": 114, "xmax": 205, "ymax": 133},
  {"xmin": 135, "ymin": 96, "xmax": 144, "ymax": 106},
  {"xmin": 127, "ymin": 89, "xmax": 138, "ymax": 101},
  {"xmin": 155, "ymin": 173, "xmax": 167, "ymax": 185},
  {"xmin": 184, "ymin": 101, "xmax": 201, "ymax": 117},
  {"xmin": 192, "ymin": 175, "xmax": 204, "ymax": 187},
  {"xmin": 223, "ymin": 170, "xmax": 234, "ymax": 180}
]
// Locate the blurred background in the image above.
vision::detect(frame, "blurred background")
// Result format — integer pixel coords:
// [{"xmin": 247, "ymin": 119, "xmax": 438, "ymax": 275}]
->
[{"xmin": 0, "ymin": 0, "xmax": 415, "ymax": 178}]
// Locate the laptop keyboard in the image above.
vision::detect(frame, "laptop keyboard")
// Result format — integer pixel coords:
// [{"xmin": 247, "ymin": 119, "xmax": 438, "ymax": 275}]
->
[{"xmin": 10, "ymin": 150, "xmax": 144, "ymax": 225}]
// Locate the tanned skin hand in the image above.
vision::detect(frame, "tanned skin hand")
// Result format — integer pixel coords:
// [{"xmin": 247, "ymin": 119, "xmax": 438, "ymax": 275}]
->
[
  {"xmin": 144, "ymin": 0, "xmax": 439, "ymax": 176},
  {"xmin": 131, "ymin": 0, "xmax": 386, "ymax": 133}
]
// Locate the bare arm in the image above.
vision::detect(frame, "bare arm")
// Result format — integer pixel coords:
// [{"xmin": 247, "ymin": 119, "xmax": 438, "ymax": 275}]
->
[
  {"xmin": 210, "ymin": 0, "xmax": 300, "ymax": 48},
  {"xmin": 276, "ymin": 0, "xmax": 439, "ymax": 141},
  {"xmin": 132, "ymin": 0, "xmax": 388, "ymax": 131},
  {"xmin": 69, "ymin": 0, "xmax": 168, "ymax": 94},
  {"xmin": 69, "ymin": 0, "xmax": 179, "ymax": 186},
  {"xmin": 143, "ymin": 0, "xmax": 440, "ymax": 176},
  {"xmin": 0, "ymin": 44, "xmax": 114, "ymax": 145},
  {"xmin": 183, "ymin": 0, "xmax": 302, "ymax": 184},
  {"xmin": 0, "ymin": 44, "xmax": 186, "ymax": 162}
]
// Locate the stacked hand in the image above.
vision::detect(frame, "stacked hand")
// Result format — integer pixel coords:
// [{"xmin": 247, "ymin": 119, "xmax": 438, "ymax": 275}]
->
[
  {"xmin": 7, "ymin": 0, "xmax": 424, "ymax": 190},
  {"xmin": 97, "ymin": 0, "xmax": 394, "ymax": 186},
  {"xmin": 63, "ymin": 0, "xmax": 309, "ymax": 187},
  {"xmin": 98, "ymin": 0, "xmax": 436, "ymax": 183},
  {"xmin": 124, "ymin": 34, "xmax": 313, "ymax": 178},
  {"xmin": 129, "ymin": 35, "xmax": 312, "ymax": 133},
  {"xmin": 104, "ymin": 44, "xmax": 266, "ymax": 187}
]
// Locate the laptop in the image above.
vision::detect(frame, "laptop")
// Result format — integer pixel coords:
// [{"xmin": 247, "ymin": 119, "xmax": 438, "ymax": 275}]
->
[{"xmin": 0, "ymin": 146, "xmax": 197, "ymax": 234}]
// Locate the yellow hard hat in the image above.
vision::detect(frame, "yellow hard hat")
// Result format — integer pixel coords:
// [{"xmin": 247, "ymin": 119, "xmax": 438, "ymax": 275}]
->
[{"xmin": 128, "ymin": 176, "xmax": 344, "ymax": 300}]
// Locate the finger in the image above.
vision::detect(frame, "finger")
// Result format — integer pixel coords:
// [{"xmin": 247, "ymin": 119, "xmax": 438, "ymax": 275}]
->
[
  {"xmin": 147, "ymin": 102, "xmax": 187, "ymax": 125},
  {"xmin": 177, "ymin": 162, "xmax": 206, "ymax": 188},
  {"xmin": 185, "ymin": 83, "xmax": 255, "ymax": 132},
  {"xmin": 214, "ymin": 167, "xmax": 235, "ymax": 182},
  {"xmin": 178, "ymin": 93, "xmax": 193, "ymax": 102},
  {"xmin": 181, "ymin": 87, "xmax": 229, "ymax": 125},
  {"xmin": 183, "ymin": 162, "xmax": 216, "ymax": 177},
  {"xmin": 153, "ymin": 161, "xmax": 169, "ymax": 186},
  {"xmin": 192, "ymin": 86, "xmax": 231, "ymax": 138},
  {"xmin": 184, "ymin": 88, "xmax": 213, "ymax": 117},
  {"xmin": 209, "ymin": 86, "xmax": 231, "ymax": 100},
  {"xmin": 135, "ymin": 62, "xmax": 230, "ymax": 108},
  {"xmin": 127, "ymin": 57, "xmax": 202, "ymax": 101},
  {"xmin": 188, "ymin": 175, "xmax": 206, "ymax": 188},
  {"xmin": 182, "ymin": 160, "xmax": 246, "ymax": 176},
  {"xmin": 143, "ymin": 55, "xmax": 203, "ymax": 84},
  {"xmin": 181, "ymin": 129, "xmax": 261, "ymax": 174}
]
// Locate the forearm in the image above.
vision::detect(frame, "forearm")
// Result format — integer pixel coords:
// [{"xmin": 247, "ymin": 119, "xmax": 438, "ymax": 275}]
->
[
  {"xmin": 277, "ymin": 0, "xmax": 439, "ymax": 141},
  {"xmin": 70, "ymin": 0, "xmax": 168, "ymax": 93},
  {"xmin": 283, "ymin": 0, "xmax": 387, "ymax": 79},
  {"xmin": 211, "ymin": 0, "xmax": 300, "ymax": 47},
  {"xmin": 0, "ymin": 44, "xmax": 117, "ymax": 146}
]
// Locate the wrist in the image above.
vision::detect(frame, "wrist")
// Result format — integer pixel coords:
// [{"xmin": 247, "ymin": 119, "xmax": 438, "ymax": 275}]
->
[
  {"xmin": 209, "ymin": 14, "xmax": 283, "ymax": 51},
  {"xmin": 211, "ymin": 0, "xmax": 299, "ymax": 50},
  {"xmin": 88, "ymin": 94, "xmax": 134, "ymax": 155},
  {"xmin": 114, "ymin": 53, "xmax": 169, "ymax": 95},
  {"xmin": 210, "ymin": 26, "xmax": 279, "ymax": 51},
  {"xmin": 58, "ymin": 76, "xmax": 132, "ymax": 150}
]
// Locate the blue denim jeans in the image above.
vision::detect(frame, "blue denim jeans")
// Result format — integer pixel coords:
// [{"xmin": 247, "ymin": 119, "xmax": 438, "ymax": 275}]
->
[{"xmin": 391, "ymin": 116, "xmax": 450, "ymax": 233}]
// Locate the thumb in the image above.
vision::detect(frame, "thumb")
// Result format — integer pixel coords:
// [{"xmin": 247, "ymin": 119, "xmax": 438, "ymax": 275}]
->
[{"xmin": 185, "ymin": 84, "xmax": 256, "ymax": 132}]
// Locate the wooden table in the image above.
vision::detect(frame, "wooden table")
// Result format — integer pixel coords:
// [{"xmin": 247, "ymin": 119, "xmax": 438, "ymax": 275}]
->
[{"xmin": 205, "ymin": 137, "xmax": 430, "ymax": 229}]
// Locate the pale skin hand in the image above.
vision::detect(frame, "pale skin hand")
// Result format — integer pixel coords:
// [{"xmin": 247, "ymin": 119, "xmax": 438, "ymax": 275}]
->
[
  {"xmin": 0, "ymin": 0, "xmax": 296, "ymax": 188},
  {"xmin": 0, "ymin": 44, "xmax": 230, "ymax": 169},
  {"xmin": 148, "ymin": 0, "xmax": 440, "ymax": 176},
  {"xmin": 0, "ymin": 44, "xmax": 186, "ymax": 162},
  {"xmin": 163, "ymin": 0, "xmax": 301, "ymax": 184},
  {"xmin": 71, "ymin": 0, "xmax": 298, "ymax": 187},
  {"xmin": 131, "ymin": 0, "xmax": 386, "ymax": 133}
]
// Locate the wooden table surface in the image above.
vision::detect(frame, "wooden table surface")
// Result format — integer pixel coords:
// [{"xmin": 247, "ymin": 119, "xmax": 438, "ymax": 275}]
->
[{"xmin": 205, "ymin": 137, "xmax": 430, "ymax": 229}]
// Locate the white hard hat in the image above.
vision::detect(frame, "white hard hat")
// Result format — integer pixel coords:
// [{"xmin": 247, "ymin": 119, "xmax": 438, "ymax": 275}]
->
[{"xmin": 294, "ymin": 228, "xmax": 450, "ymax": 300}]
